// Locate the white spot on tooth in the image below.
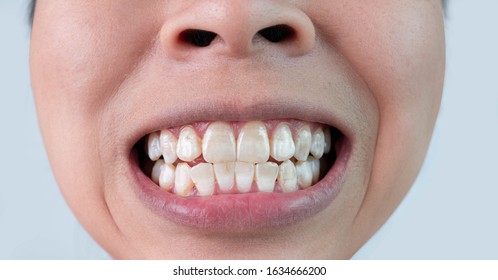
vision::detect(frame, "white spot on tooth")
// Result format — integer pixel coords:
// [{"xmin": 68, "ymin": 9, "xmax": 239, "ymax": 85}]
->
[
  {"xmin": 270, "ymin": 123, "xmax": 295, "ymax": 162},
  {"xmin": 176, "ymin": 126, "xmax": 202, "ymax": 162}
]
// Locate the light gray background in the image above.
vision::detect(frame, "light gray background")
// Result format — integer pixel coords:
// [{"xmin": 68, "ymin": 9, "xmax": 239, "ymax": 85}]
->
[{"xmin": 1, "ymin": 1, "xmax": 497, "ymax": 259}]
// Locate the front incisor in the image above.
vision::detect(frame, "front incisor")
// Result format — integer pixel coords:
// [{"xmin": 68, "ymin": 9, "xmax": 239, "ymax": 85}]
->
[
  {"xmin": 202, "ymin": 122, "xmax": 236, "ymax": 163},
  {"xmin": 237, "ymin": 121, "xmax": 270, "ymax": 163}
]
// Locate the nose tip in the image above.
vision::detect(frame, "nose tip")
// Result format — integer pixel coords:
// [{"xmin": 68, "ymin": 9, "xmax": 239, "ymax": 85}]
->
[{"xmin": 159, "ymin": 1, "xmax": 316, "ymax": 59}]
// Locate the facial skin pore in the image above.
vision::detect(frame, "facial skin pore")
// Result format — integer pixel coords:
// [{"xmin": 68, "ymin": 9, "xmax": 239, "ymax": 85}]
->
[{"xmin": 30, "ymin": 1, "xmax": 445, "ymax": 259}]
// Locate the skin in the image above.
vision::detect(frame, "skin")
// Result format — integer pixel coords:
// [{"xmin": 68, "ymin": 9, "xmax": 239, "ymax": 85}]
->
[{"xmin": 30, "ymin": 0, "xmax": 445, "ymax": 259}]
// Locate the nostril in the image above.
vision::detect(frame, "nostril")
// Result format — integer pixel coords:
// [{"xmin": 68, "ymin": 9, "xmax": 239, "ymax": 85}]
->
[
  {"xmin": 180, "ymin": 29, "xmax": 218, "ymax": 47},
  {"xmin": 258, "ymin": 24, "xmax": 296, "ymax": 43}
]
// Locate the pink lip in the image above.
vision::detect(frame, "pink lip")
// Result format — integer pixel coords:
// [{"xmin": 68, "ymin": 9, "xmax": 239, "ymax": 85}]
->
[{"xmin": 129, "ymin": 136, "xmax": 351, "ymax": 231}]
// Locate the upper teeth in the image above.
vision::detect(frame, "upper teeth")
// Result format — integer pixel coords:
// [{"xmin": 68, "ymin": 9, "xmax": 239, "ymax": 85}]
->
[{"xmin": 145, "ymin": 120, "xmax": 333, "ymax": 196}]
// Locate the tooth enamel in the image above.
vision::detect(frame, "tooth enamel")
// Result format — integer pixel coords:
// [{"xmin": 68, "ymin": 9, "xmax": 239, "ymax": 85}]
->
[
  {"xmin": 270, "ymin": 123, "xmax": 295, "ymax": 162},
  {"xmin": 235, "ymin": 162, "xmax": 255, "ymax": 193},
  {"xmin": 159, "ymin": 163, "xmax": 175, "ymax": 191},
  {"xmin": 323, "ymin": 126, "xmax": 332, "ymax": 154},
  {"xmin": 151, "ymin": 159, "xmax": 165, "ymax": 184},
  {"xmin": 310, "ymin": 127, "xmax": 325, "ymax": 159},
  {"xmin": 213, "ymin": 162, "xmax": 235, "ymax": 193},
  {"xmin": 160, "ymin": 129, "xmax": 178, "ymax": 164},
  {"xmin": 176, "ymin": 126, "xmax": 202, "ymax": 162},
  {"xmin": 147, "ymin": 132, "xmax": 162, "ymax": 161},
  {"xmin": 202, "ymin": 122, "xmax": 236, "ymax": 163},
  {"xmin": 293, "ymin": 125, "xmax": 312, "ymax": 161},
  {"xmin": 278, "ymin": 160, "xmax": 298, "ymax": 192},
  {"xmin": 236, "ymin": 121, "xmax": 270, "ymax": 163},
  {"xmin": 255, "ymin": 162, "xmax": 279, "ymax": 192},
  {"xmin": 191, "ymin": 163, "xmax": 215, "ymax": 196},
  {"xmin": 295, "ymin": 160, "xmax": 312, "ymax": 188},
  {"xmin": 308, "ymin": 156, "xmax": 320, "ymax": 184},
  {"xmin": 174, "ymin": 163, "xmax": 194, "ymax": 196}
]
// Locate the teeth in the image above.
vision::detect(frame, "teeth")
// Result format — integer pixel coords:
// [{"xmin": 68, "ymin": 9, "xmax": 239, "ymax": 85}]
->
[
  {"xmin": 176, "ymin": 126, "xmax": 202, "ymax": 162},
  {"xmin": 190, "ymin": 163, "xmax": 215, "ymax": 196},
  {"xmin": 151, "ymin": 159, "xmax": 165, "ymax": 184},
  {"xmin": 237, "ymin": 121, "xmax": 270, "ymax": 163},
  {"xmin": 323, "ymin": 126, "xmax": 332, "ymax": 154},
  {"xmin": 270, "ymin": 123, "xmax": 295, "ymax": 161},
  {"xmin": 202, "ymin": 122, "xmax": 236, "ymax": 163},
  {"xmin": 295, "ymin": 160, "xmax": 312, "ymax": 188},
  {"xmin": 293, "ymin": 125, "xmax": 312, "ymax": 161},
  {"xmin": 278, "ymin": 160, "xmax": 298, "ymax": 193},
  {"xmin": 308, "ymin": 156, "xmax": 320, "ymax": 184},
  {"xmin": 235, "ymin": 162, "xmax": 255, "ymax": 193},
  {"xmin": 255, "ymin": 162, "xmax": 279, "ymax": 192},
  {"xmin": 160, "ymin": 129, "xmax": 178, "ymax": 164},
  {"xmin": 310, "ymin": 127, "xmax": 325, "ymax": 159},
  {"xmin": 213, "ymin": 162, "xmax": 235, "ymax": 193},
  {"xmin": 174, "ymin": 163, "xmax": 194, "ymax": 196},
  {"xmin": 159, "ymin": 163, "xmax": 175, "ymax": 191},
  {"xmin": 147, "ymin": 132, "xmax": 162, "ymax": 161}
]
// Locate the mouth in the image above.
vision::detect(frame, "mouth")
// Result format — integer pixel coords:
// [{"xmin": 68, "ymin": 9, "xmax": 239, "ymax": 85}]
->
[{"xmin": 129, "ymin": 114, "xmax": 351, "ymax": 231}]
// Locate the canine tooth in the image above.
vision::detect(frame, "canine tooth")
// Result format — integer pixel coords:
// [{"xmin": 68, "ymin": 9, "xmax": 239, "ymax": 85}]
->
[
  {"xmin": 270, "ymin": 124, "xmax": 295, "ymax": 162},
  {"xmin": 255, "ymin": 162, "xmax": 279, "ymax": 192},
  {"xmin": 191, "ymin": 163, "xmax": 215, "ymax": 196},
  {"xmin": 308, "ymin": 156, "xmax": 320, "ymax": 184},
  {"xmin": 214, "ymin": 162, "xmax": 235, "ymax": 193},
  {"xmin": 202, "ymin": 122, "xmax": 236, "ymax": 163},
  {"xmin": 174, "ymin": 163, "xmax": 194, "ymax": 196},
  {"xmin": 151, "ymin": 159, "xmax": 165, "ymax": 184},
  {"xmin": 147, "ymin": 132, "xmax": 162, "ymax": 161},
  {"xmin": 324, "ymin": 126, "xmax": 332, "ymax": 154},
  {"xmin": 310, "ymin": 127, "xmax": 325, "ymax": 159},
  {"xmin": 293, "ymin": 125, "xmax": 312, "ymax": 161},
  {"xmin": 235, "ymin": 162, "xmax": 254, "ymax": 193},
  {"xmin": 159, "ymin": 163, "xmax": 175, "ymax": 191},
  {"xmin": 237, "ymin": 121, "xmax": 270, "ymax": 163},
  {"xmin": 295, "ymin": 161, "xmax": 312, "ymax": 188},
  {"xmin": 160, "ymin": 129, "xmax": 178, "ymax": 164},
  {"xmin": 278, "ymin": 160, "xmax": 298, "ymax": 192},
  {"xmin": 177, "ymin": 126, "xmax": 202, "ymax": 162}
]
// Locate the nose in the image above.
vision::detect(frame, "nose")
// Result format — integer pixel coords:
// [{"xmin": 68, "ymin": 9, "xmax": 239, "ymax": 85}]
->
[{"xmin": 159, "ymin": 0, "xmax": 316, "ymax": 59}]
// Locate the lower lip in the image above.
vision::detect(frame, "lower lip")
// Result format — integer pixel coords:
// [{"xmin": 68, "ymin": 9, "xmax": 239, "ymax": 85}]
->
[{"xmin": 129, "ymin": 139, "xmax": 351, "ymax": 232}]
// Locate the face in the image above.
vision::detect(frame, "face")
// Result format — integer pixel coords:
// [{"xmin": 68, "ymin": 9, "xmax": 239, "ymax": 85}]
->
[{"xmin": 30, "ymin": 0, "xmax": 445, "ymax": 259}]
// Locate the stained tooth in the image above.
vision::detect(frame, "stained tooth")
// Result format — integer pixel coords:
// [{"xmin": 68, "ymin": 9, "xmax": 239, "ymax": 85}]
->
[
  {"xmin": 235, "ymin": 162, "xmax": 254, "ymax": 193},
  {"xmin": 159, "ymin": 163, "xmax": 175, "ymax": 191},
  {"xmin": 255, "ymin": 162, "xmax": 279, "ymax": 192},
  {"xmin": 176, "ymin": 126, "xmax": 202, "ymax": 162},
  {"xmin": 202, "ymin": 122, "xmax": 236, "ymax": 163},
  {"xmin": 270, "ymin": 123, "xmax": 295, "ymax": 162},
  {"xmin": 278, "ymin": 160, "xmax": 298, "ymax": 192},
  {"xmin": 151, "ymin": 159, "xmax": 165, "ymax": 184},
  {"xmin": 191, "ymin": 163, "xmax": 215, "ymax": 196},
  {"xmin": 160, "ymin": 129, "xmax": 178, "ymax": 164},
  {"xmin": 323, "ymin": 126, "xmax": 332, "ymax": 154},
  {"xmin": 174, "ymin": 163, "xmax": 194, "ymax": 196},
  {"xmin": 293, "ymin": 125, "xmax": 312, "ymax": 161},
  {"xmin": 295, "ymin": 161, "xmax": 312, "ymax": 188},
  {"xmin": 147, "ymin": 132, "xmax": 162, "ymax": 161},
  {"xmin": 310, "ymin": 127, "xmax": 325, "ymax": 159},
  {"xmin": 237, "ymin": 121, "xmax": 270, "ymax": 163},
  {"xmin": 214, "ymin": 162, "xmax": 235, "ymax": 193},
  {"xmin": 308, "ymin": 156, "xmax": 320, "ymax": 184}
]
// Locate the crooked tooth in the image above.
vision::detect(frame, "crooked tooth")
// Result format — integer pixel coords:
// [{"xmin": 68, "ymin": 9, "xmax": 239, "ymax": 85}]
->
[
  {"xmin": 293, "ymin": 125, "xmax": 312, "ymax": 161},
  {"xmin": 176, "ymin": 126, "xmax": 202, "ymax": 162},
  {"xmin": 323, "ymin": 126, "xmax": 332, "ymax": 154},
  {"xmin": 191, "ymin": 163, "xmax": 215, "ymax": 196},
  {"xmin": 214, "ymin": 162, "xmax": 235, "ymax": 193},
  {"xmin": 174, "ymin": 163, "xmax": 194, "ymax": 196},
  {"xmin": 151, "ymin": 159, "xmax": 165, "ymax": 184},
  {"xmin": 159, "ymin": 163, "xmax": 175, "ymax": 191},
  {"xmin": 237, "ymin": 121, "xmax": 270, "ymax": 163},
  {"xmin": 270, "ymin": 123, "xmax": 295, "ymax": 162},
  {"xmin": 202, "ymin": 122, "xmax": 236, "ymax": 163},
  {"xmin": 278, "ymin": 160, "xmax": 298, "ymax": 192},
  {"xmin": 147, "ymin": 132, "xmax": 162, "ymax": 161},
  {"xmin": 308, "ymin": 156, "xmax": 320, "ymax": 184},
  {"xmin": 310, "ymin": 127, "xmax": 325, "ymax": 159},
  {"xmin": 295, "ymin": 160, "xmax": 312, "ymax": 188},
  {"xmin": 160, "ymin": 129, "xmax": 178, "ymax": 164},
  {"xmin": 255, "ymin": 162, "xmax": 279, "ymax": 192},
  {"xmin": 235, "ymin": 162, "xmax": 254, "ymax": 193}
]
